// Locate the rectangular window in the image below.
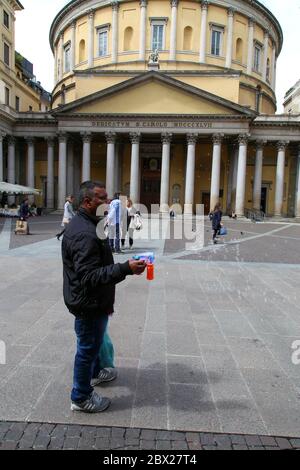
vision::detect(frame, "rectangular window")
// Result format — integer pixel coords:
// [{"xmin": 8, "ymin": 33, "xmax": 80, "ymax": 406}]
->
[
  {"xmin": 254, "ymin": 45, "xmax": 261, "ymax": 72},
  {"xmin": 152, "ymin": 24, "xmax": 164, "ymax": 51},
  {"xmin": 5, "ymin": 87, "xmax": 9, "ymax": 106},
  {"xmin": 3, "ymin": 10, "xmax": 9, "ymax": 29},
  {"xmin": 211, "ymin": 29, "xmax": 222, "ymax": 56},
  {"xmin": 16, "ymin": 96, "xmax": 20, "ymax": 111},
  {"xmin": 98, "ymin": 30, "xmax": 108, "ymax": 57},
  {"xmin": 64, "ymin": 45, "xmax": 71, "ymax": 73},
  {"xmin": 4, "ymin": 42, "xmax": 10, "ymax": 66}
]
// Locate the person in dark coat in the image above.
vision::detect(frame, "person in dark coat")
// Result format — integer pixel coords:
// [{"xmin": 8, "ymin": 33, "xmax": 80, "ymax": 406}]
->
[
  {"xmin": 62, "ymin": 181, "xmax": 146, "ymax": 413},
  {"xmin": 19, "ymin": 198, "xmax": 29, "ymax": 220},
  {"xmin": 211, "ymin": 203, "xmax": 223, "ymax": 244}
]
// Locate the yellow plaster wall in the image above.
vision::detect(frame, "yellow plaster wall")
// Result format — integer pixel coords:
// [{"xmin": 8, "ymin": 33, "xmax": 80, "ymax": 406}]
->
[
  {"xmin": 170, "ymin": 144, "xmax": 185, "ymax": 206},
  {"xmin": 175, "ymin": 75, "xmax": 240, "ymax": 103},
  {"xmin": 75, "ymin": 80, "xmax": 234, "ymax": 115},
  {"xmin": 119, "ymin": 2, "xmax": 140, "ymax": 52},
  {"xmin": 178, "ymin": 2, "xmax": 200, "ymax": 51}
]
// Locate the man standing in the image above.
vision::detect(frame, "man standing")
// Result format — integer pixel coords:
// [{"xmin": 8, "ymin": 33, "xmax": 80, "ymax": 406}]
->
[{"xmin": 62, "ymin": 181, "xmax": 146, "ymax": 413}]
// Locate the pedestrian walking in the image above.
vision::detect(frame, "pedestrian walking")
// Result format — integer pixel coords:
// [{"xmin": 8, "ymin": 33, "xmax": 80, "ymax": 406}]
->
[
  {"xmin": 121, "ymin": 198, "xmax": 136, "ymax": 250},
  {"xmin": 211, "ymin": 203, "xmax": 223, "ymax": 244},
  {"xmin": 56, "ymin": 195, "xmax": 75, "ymax": 240},
  {"xmin": 62, "ymin": 181, "xmax": 146, "ymax": 413},
  {"xmin": 107, "ymin": 193, "xmax": 123, "ymax": 253}
]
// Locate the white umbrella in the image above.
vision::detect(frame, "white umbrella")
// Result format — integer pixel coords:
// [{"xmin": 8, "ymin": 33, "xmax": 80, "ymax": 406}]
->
[{"xmin": 0, "ymin": 182, "xmax": 42, "ymax": 196}]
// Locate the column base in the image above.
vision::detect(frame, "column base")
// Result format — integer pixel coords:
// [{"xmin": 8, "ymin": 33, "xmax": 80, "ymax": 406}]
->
[
  {"xmin": 184, "ymin": 204, "xmax": 193, "ymax": 215},
  {"xmin": 159, "ymin": 203, "xmax": 170, "ymax": 214}
]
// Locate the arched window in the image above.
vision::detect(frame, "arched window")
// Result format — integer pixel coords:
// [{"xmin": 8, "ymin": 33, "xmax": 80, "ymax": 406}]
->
[
  {"xmin": 183, "ymin": 26, "xmax": 193, "ymax": 51},
  {"xmin": 79, "ymin": 39, "xmax": 86, "ymax": 62},
  {"xmin": 124, "ymin": 27, "xmax": 134, "ymax": 51},
  {"xmin": 266, "ymin": 58, "xmax": 270, "ymax": 82},
  {"xmin": 236, "ymin": 38, "xmax": 243, "ymax": 63}
]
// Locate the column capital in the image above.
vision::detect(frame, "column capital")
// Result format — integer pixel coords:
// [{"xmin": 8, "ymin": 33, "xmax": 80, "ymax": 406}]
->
[
  {"xmin": 88, "ymin": 9, "xmax": 95, "ymax": 20},
  {"xmin": 162, "ymin": 132, "xmax": 173, "ymax": 145},
  {"xmin": 81, "ymin": 132, "xmax": 92, "ymax": 143},
  {"xmin": 105, "ymin": 131, "xmax": 117, "ymax": 144},
  {"xmin": 187, "ymin": 133, "xmax": 198, "ymax": 145},
  {"xmin": 212, "ymin": 133, "xmax": 224, "ymax": 145},
  {"xmin": 45, "ymin": 136, "xmax": 56, "ymax": 147},
  {"xmin": 201, "ymin": 1, "xmax": 209, "ymax": 11},
  {"xmin": 264, "ymin": 29, "xmax": 269, "ymax": 39},
  {"xmin": 58, "ymin": 133, "xmax": 68, "ymax": 144},
  {"xmin": 7, "ymin": 136, "xmax": 17, "ymax": 145},
  {"xmin": 255, "ymin": 140, "xmax": 267, "ymax": 150},
  {"xmin": 170, "ymin": 0, "xmax": 179, "ymax": 7},
  {"xmin": 71, "ymin": 20, "xmax": 76, "ymax": 29},
  {"xmin": 111, "ymin": 1, "xmax": 119, "ymax": 11},
  {"xmin": 0, "ymin": 132, "xmax": 6, "ymax": 141},
  {"xmin": 227, "ymin": 7, "xmax": 235, "ymax": 17},
  {"xmin": 276, "ymin": 140, "xmax": 289, "ymax": 151},
  {"xmin": 238, "ymin": 134, "xmax": 250, "ymax": 146},
  {"xmin": 130, "ymin": 132, "xmax": 141, "ymax": 144},
  {"xmin": 25, "ymin": 136, "xmax": 35, "ymax": 145},
  {"xmin": 248, "ymin": 17, "xmax": 255, "ymax": 27},
  {"xmin": 140, "ymin": 0, "xmax": 148, "ymax": 6}
]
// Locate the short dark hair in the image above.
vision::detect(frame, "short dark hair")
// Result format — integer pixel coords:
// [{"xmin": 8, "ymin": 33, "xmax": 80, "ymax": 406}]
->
[{"xmin": 78, "ymin": 180, "xmax": 106, "ymax": 205}]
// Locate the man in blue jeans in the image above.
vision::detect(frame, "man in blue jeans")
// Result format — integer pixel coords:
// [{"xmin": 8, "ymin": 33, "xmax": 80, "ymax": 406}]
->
[{"xmin": 62, "ymin": 181, "xmax": 146, "ymax": 413}]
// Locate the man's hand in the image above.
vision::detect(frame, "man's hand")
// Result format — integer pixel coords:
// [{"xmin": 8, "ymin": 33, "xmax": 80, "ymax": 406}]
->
[{"xmin": 129, "ymin": 260, "xmax": 147, "ymax": 275}]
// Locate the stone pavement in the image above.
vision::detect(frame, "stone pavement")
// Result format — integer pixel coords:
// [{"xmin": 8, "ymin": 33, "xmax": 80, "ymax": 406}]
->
[{"xmin": 1, "ymin": 214, "xmax": 300, "ymax": 450}]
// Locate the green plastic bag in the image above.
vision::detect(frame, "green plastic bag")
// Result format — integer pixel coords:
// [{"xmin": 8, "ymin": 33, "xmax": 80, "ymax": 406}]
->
[{"xmin": 99, "ymin": 330, "xmax": 115, "ymax": 369}]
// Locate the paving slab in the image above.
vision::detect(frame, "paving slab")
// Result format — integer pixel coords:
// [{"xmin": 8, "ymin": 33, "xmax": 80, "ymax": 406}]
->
[{"xmin": 0, "ymin": 216, "xmax": 300, "ymax": 439}]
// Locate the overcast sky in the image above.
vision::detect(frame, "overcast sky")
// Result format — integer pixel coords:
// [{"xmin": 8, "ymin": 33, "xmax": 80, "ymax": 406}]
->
[{"xmin": 15, "ymin": 0, "xmax": 300, "ymax": 113}]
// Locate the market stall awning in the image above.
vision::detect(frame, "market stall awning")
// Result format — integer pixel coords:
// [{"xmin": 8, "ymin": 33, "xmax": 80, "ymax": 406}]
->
[{"xmin": 0, "ymin": 182, "xmax": 42, "ymax": 195}]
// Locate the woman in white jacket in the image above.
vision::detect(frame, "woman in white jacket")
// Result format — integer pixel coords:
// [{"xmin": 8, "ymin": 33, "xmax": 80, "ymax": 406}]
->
[
  {"xmin": 56, "ymin": 195, "xmax": 75, "ymax": 240},
  {"xmin": 121, "ymin": 198, "xmax": 137, "ymax": 250}
]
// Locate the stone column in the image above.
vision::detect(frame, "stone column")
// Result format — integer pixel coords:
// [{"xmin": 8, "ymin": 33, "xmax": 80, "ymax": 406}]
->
[
  {"xmin": 67, "ymin": 140, "xmax": 75, "ymax": 196},
  {"xmin": 139, "ymin": 0, "xmax": 148, "ymax": 61},
  {"xmin": 253, "ymin": 141, "xmax": 266, "ymax": 211},
  {"xmin": 25, "ymin": 137, "xmax": 35, "ymax": 189},
  {"xmin": 0, "ymin": 133, "xmax": 5, "ymax": 182},
  {"xmin": 274, "ymin": 141, "xmax": 288, "ymax": 217},
  {"xmin": 271, "ymin": 42, "xmax": 276, "ymax": 90},
  {"xmin": 184, "ymin": 134, "xmax": 198, "ymax": 214},
  {"xmin": 106, "ymin": 132, "xmax": 116, "ymax": 199},
  {"xmin": 235, "ymin": 134, "xmax": 249, "ymax": 217},
  {"xmin": 130, "ymin": 133, "xmax": 141, "ymax": 204},
  {"xmin": 58, "ymin": 133, "xmax": 68, "ymax": 210},
  {"xmin": 114, "ymin": 143, "xmax": 121, "ymax": 193},
  {"xmin": 7, "ymin": 136, "xmax": 16, "ymax": 184},
  {"xmin": 262, "ymin": 31, "xmax": 269, "ymax": 82},
  {"xmin": 71, "ymin": 21, "xmax": 76, "ymax": 71},
  {"xmin": 88, "ymin": 10, "xmax": 95, "ymax": 68},
  {"xmin": 160, "ymin": 132, "xmax": 172, "ymax": 212},
  {"xmin": 296, "ymin": 146, "xmax": 300, "ymax": 218},
  {"xmin": 81, "ymin": 133, "xmax": 92, "ymax": 182},
  {"xmin": 46, "ymin": 137, "xmax": 55, "ymax": 209},
  {"xmin": 225, "ymin": 8, "xmax": 234, "ymax": 69},
  {"xmin": 111, "ymin": 2, "xmax": 119, "ymax": 63},
  {"xmin": 7, "ymin": 136, "xmax": 16, "ymax": 204},
  {"xmin": 247, "ymin": 18, "xmax": 255, "ymax": 75},
  {"xmin": 199, "ymin": 1, "xmax": 208, "ymax": 63},
  {"xmin": 169, "ymin": 0, "xmax": 178, "ymax": 61},
  {"xmin": 59, "ymin": 32, "xmax": 64, "ymax": 81},
  {"xmin": 210, "ymin": 134, "xmax": 223, "ymax": 211}
]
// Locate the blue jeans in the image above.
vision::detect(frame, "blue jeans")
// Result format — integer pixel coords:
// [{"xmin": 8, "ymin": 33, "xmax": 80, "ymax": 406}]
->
[
  {"xmin": 109, "ymin": 223, "xmax": 120, "ymax": 251},
  {"xmin": 71, "ymin": 315, "xmax": 108, "ymax": 403}
]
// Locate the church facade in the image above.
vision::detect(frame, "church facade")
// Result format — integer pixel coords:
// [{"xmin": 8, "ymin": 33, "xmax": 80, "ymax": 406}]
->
[{"xmin": 1, "ymin": 0, "xmax": 300, "ymax": 218}]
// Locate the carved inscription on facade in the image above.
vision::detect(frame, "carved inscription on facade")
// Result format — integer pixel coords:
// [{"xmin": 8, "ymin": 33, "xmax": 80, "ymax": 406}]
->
[{"xmin": 91, "ymin": 120, "xmax": 213, "ymax": 129}]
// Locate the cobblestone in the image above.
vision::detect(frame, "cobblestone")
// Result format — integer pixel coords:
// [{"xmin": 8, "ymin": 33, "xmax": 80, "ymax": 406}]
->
[{"xmin": 1, "ymin": 421, "xmax": 300, "ymax": 451}]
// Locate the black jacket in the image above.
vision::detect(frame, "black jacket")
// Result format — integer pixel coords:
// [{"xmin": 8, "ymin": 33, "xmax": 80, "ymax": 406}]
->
[
  {"xmin": 212, "ymin": 210, "xmax": 222, "ymax": 230},
  {"xmin": 62, "ymin": 208, "xmax": 132, "ymax": 318}
]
